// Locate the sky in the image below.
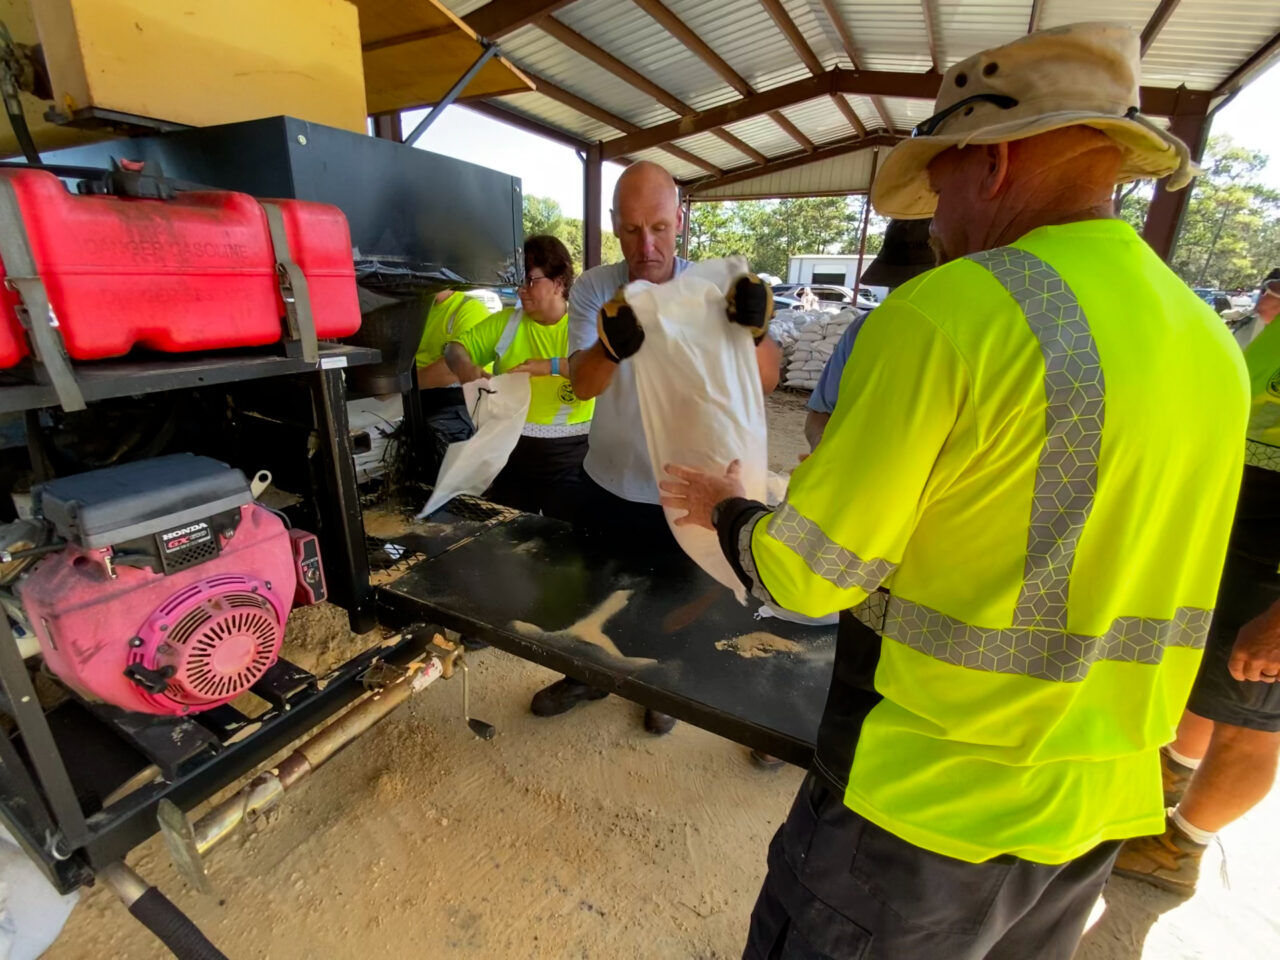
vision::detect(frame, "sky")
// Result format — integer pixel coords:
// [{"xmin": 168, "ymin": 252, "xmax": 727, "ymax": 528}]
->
[{"xmin": 403, "ymin": 58, "xmax": 1280, "ymax": 223}]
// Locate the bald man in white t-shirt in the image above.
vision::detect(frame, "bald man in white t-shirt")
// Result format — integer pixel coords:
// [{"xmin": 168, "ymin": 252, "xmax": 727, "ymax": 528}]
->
[{"xmin": 529, "ymin": 161, "xmax": 781, "ymax": 730}]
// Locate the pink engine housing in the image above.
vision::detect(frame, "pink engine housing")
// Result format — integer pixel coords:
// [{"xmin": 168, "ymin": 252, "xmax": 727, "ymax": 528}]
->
[{"xmin": 20, "ymin": 504, "xmax": 298, "ymax": 716}]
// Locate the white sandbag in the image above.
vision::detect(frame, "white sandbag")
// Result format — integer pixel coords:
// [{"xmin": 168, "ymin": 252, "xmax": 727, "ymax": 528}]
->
[
  {"xmin": 796, "ymin": 331, "xmax": 823, "ymax": 342},
  {"xmin": 627, "ymin": 257, "xmax": 767, "ymax": 602},
  {"xmin": 417, "ymin": 373, "xmax": 531, "ymax": 518},
  {"xmin": 0, "ymin": 826, "xmax": 78, "ymax": 960},
  {"xmin": 813, "ymin": 342, "xmax": 835, "ymax": 358},
  {"xmin": 802, "ymin": 360, "xmax": 826, "ymax": 372}
]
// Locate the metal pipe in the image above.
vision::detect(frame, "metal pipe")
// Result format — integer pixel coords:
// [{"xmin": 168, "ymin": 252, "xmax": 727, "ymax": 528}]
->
[
  {"xmin": 403, "ymin": 43, "xmax": 499, "ymax": 147},
  {"xmin": 168, "ymin": 658, "xmax": 442, "ymax": 881}
]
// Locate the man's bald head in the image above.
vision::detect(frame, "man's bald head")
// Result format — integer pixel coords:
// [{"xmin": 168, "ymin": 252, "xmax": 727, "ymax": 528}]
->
[
  {"xmin": 612, "ymin": 160, "xmax": 683, "ymax": 284},
  {"xmin": 926, "ymin": 126, "xmax": 1123, "ymax": 263}
]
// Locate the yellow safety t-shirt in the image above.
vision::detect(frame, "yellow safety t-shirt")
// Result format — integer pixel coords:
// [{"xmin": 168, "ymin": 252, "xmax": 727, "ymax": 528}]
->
[
  {"xmin": 415, "ymin": 292, "xmax": 491, "ymax": 368},
  {"xmin": 1243, "ymin": 318, "xmax": 1280, "ymax": 470},
  {"xmin": 737, "ymin": 220, "xmax": 1248, "ymax": 864},
  {"xmin": 449, "ymin": 307, "xmax": 593, "ymax": 437}
]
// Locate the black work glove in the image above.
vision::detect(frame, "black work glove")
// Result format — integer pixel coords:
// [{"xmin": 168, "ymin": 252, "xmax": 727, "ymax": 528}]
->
[
  {"xmin": 725, "ymin": 273, "xmax": 773, "ymax": 343},
  {"xmin": 598, "ymin": 293, "xmax": 644, "ymax": 363}
]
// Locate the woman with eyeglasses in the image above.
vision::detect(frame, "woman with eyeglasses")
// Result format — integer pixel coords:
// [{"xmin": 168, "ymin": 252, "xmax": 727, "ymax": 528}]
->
[{"xmin": 443, "ymin": 235, "xmax": 593, "ymax": 518}]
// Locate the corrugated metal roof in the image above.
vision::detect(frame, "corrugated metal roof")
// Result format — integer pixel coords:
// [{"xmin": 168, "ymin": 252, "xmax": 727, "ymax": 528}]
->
[
  {"xmin": 495, "ymin": 22, "xmax": 680, "ymax": 129},
  {"xmin": 627, "ymin": 146, "xmax": 704, "ymax": 181},
  {"xmin": 423, "ymin": 0, "xmax": 1279, "ymax": 199},
  {"xmin": 672, "ymin": 131, "xmax": 753, "ymax": 168},
  {"xmin": 554, "ymin": 0, "xmax": 742, "ymax": 111},
  {"xmin": 663, "ymin": 0, "xmax": 823, "ymax": 93},
  {"xmin": 490, "ymin": 92, "xmax": 619, "ymax": 141},
  {"xmin": 722, "ymin": 114, "xmax": 805, "ymax": 157},
  {"xmin": 1140, "ymin": 0, "xmax": 1280, "ymax": 90},
  {"xmin": 933, "ymin": 0, "xmax": 1032, "ymax": 64},
  {"xmin": 693, "ymin": 144, "xmax": 881, "ymax": 200},
  {"xmin": 778, "ymin": 96, "xmax": 860, "ymax": 144},
  {"xmin": 835, "ymin": 0, "xmax": 935, "ymax": 72}
]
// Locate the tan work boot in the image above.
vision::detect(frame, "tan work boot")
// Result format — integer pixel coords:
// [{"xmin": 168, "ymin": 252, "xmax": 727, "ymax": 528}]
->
[
  {"xmin": 1112, "ymin": 816, "xmax": 1206, "ymax": 896},
  {"xmin": 1160, "ymin": 748, "xmax": 1196, "ymax": 807}
]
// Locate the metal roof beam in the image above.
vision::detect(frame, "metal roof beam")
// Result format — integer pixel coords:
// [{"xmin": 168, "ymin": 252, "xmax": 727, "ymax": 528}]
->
[
  {"xmin": 769, "ymin": 110, "xmax": 816, "ymax": 152},
  {"xmin": 920, "ymin": 0, "xmax": 942, "ymax": 73},
  {"xmin": 663, "ymin": 144, "xmax": 724, "ymax": 177},
  {"xmin": 712, "ymin": 128, "xmax": 769, "ymax": 165},
  {"xmin": 600, "ymin": 70, "xmax": 924, "ymax": 160},
  {"xmin": 1214, "ymin": 28, "xmax": 1280, "ymax": 98},
  {"xmin": 1140, "ymin": 0, "xmax": 1183, "ymax": 55},
  {"xmin": 524, "ymin": 71, "xmax": 642, "ymax": 133},
  {"xmin": 685, "ymin": 132, "xmax": 902, "ymax": 195},
  {"xmin": 830, "ymin": 93, "xmax": 868, "ymax": 138},
  {"xmin": 631, "ymin": 0, "xmax": 755, "ymax": 98},
  {"xmin": 817, "ymin": 0, "xmax": 894, "ymax": 129},
  {"xmin": 759, "ymin": 0, "xmax": 824, "ymax": 76},
  {"xmin": 464, "ymin": 1, "xmax": 575, "ymax": 40},
  {"xmin": 598, "ymin": 69, "xmax": 1196, "ymax": 160},
  {"xmin": 467, "ymin": 100, "xmax": 592, "ymax": 149},
  {"xmin": 534, "ymin": 15, "xmax": 695, "ymax": 117}
]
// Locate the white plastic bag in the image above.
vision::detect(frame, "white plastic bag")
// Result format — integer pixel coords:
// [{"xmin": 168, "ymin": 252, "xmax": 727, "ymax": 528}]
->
[
  {"xmin": 417, "ymin": 372, "xmax": 531, "ymax": 518},
  {"xmin": 626, "ymin": 257, "xmax": 767, "ymax": 602},
  {"xmin": 0, "ymin": 826, "xmax": 78, "ymax": 960}
]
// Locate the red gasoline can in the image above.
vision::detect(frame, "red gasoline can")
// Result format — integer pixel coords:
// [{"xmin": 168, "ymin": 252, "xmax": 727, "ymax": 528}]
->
[{"xmin": 0, "ymin": 168, "xmax": 360, "ymax": 366}]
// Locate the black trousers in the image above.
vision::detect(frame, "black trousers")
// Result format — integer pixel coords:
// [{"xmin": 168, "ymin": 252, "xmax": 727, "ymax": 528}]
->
[
  {"xmin": 745, "ymin": 774, "xmax": 1120, "ymax": 960},
  {"xmin": 418, "ymin": 386, "xmax": 475, "ymax": 486},
  {"xmin": 485, "ymin": 434, "xmax": 588, "ymax": 522}
]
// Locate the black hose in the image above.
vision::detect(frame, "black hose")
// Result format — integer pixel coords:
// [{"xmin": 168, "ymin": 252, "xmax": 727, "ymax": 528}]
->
[{"xmin": 127, "ymin": 887, "xmax": 229, "ymax": 960}]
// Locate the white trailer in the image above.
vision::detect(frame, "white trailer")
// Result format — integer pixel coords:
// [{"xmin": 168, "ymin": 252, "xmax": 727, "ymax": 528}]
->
[{"xmin": 786, "ymin": 255, "xmax": 888, "ymax": 301}]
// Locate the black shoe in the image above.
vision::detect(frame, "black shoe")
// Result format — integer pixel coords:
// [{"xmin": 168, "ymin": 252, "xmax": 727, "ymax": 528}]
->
[
  {"xmin": 530, "ymin": 677, "xmax": 607, "ymax": 717},
  {"xmin": 459, "ymin": 635, "xmax": 489, "ymax": 651},
  {"xmin": 644, "ymin": 709, "xmax": 676, "ymax": 736}
]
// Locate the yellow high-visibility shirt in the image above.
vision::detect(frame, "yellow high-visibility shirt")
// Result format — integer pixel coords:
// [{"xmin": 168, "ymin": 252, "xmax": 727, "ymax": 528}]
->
[
  {"xmin": 448, "ymin": 307, "xmax": 593, "ymax": 435},
  {"xmin": 415, "ymin": 292, "xmax": 491, "ymax": 368},
  {"xmin": 739, "ymin": 220, "xmax": 1248, "ymax": 863},
  {"xmin": 1242, "ymin": 317, "xmax": 1280, "ymax": 470}
]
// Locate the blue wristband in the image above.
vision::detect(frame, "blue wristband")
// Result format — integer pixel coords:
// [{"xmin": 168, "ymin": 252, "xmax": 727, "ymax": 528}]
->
[{"xmin": 551, "ymin": 357, "xmax": 561, "ymax": 376}]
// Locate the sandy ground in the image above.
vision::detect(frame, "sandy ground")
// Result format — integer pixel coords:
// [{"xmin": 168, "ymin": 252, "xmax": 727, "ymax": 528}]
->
[{"xmin": 44, "ymin": 391, "xmax": 1280, "ymax": 959}]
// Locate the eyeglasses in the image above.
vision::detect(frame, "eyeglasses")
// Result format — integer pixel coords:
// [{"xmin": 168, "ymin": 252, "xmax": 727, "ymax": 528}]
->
[
  {"xmin": 518, "ymin": 273, "xmax": 550, "ymax": 291},
  {"xmin": 1264, "ymin": 280, "xmax": 1280, "ymax": 299},
  {"xmin": 911, "ymin": 93, "xmax": 1019, "ymax": 138}
]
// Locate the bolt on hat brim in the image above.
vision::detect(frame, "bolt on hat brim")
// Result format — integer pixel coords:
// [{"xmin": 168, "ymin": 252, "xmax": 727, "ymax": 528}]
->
[{"xmin": 871, "ymin": 113, "xmax": 1185, "ymax": 220}]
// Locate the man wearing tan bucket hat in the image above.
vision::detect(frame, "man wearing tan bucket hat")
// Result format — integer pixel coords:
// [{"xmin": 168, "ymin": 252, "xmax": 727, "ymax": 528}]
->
[{"xmin": 658, "ymin": 22, "xmax": 1249, "ymax": 959}]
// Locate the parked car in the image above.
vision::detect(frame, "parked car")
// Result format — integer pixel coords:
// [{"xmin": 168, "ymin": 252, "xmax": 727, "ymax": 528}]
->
[{"xmin": 772, "ymin": 283, "xmax": 877, "ymax": 312}]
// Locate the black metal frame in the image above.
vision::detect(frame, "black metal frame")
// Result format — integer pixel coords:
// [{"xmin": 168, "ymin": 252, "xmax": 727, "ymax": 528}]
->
[{"xmin": 0, "ymin": 344, "xmax": 384, "ymax": 892}]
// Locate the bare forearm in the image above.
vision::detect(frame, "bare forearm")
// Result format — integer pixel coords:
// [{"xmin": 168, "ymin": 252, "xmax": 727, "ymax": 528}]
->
[
  {"xmin": 569, "ymin": 344, "xmax": 618, "ymax": 399},
  {"xmin": 804, "ymin": 411, "xmax": 830, "ymax": 451},
  {"xmin": 756, "ymin": 337, "xmax": 781, "ymax": 395},
  {"xmin": 418, "ymin": 358, "xmax": 459, "ymax": 389},
  {"xmin": 443, "ymin": 342, "xmax": 487, "ymax": 383}
]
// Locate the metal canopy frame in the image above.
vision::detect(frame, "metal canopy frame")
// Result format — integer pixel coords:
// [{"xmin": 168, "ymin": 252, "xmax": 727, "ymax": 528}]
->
[{"xmin": 382, "ymin": 0, "xmax": 1280, "ymax": 265}]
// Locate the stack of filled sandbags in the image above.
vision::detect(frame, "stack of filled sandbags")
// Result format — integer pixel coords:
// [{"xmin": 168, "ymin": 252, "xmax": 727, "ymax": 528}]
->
[{"xmin": 781, "ymin": 308, "xmax": 863, "ymax": 391}]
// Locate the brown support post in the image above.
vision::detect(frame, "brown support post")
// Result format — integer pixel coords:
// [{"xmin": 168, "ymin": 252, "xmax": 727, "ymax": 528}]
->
[
  {"xmin": 372, "ymin": 113, "xmax": 402, "ymax": 142},
  {"xmin": 852, "ymin": 149, "xmax": 879, "ymax": 301},
  {"xmin": 583, "ymin": 143, "xmax": 603, "ymax": 269},
  {"xmin": 679, "ymin": 194, "xmax": 692, "ymax": 259},
  {"xmin": 1141, "ymin": 88, "xmax": 1212, "ymax": 263}
]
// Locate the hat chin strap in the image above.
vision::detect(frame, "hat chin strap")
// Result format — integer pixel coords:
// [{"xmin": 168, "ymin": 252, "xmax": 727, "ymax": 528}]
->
[{"xmin": 1126, "ymin": 109, "xmax": 1197, "ymax": 191}]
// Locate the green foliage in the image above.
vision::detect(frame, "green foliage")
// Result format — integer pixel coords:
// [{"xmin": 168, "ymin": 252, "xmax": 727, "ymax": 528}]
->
[
  {"xmin": 1115, "ymin": 134, "xmax": 1280, "ymax": 289},
  {"xmin": 688, "ymin": 196, "xmax": 885, "ymax": 277},
  {"xmin": 521, "ymin": 195, "xmax": 622, "ymax": 276}
]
